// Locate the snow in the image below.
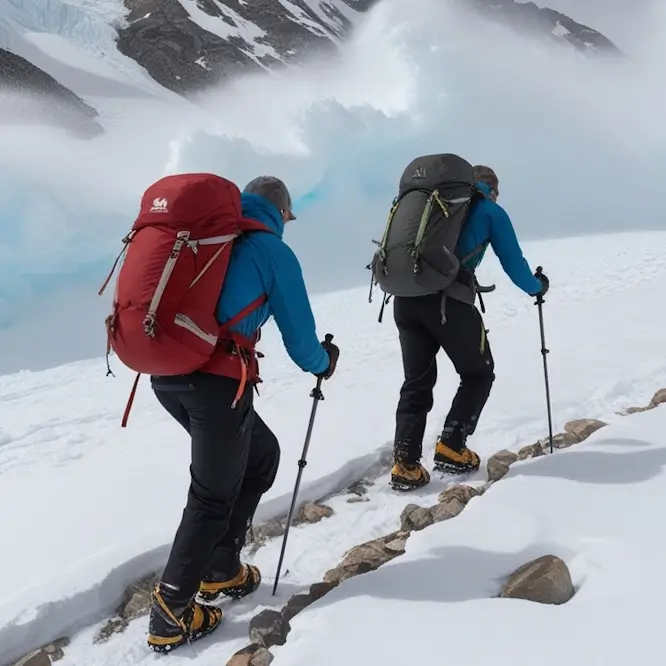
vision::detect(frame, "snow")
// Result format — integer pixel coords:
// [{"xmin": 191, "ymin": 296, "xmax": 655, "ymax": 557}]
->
[
  {"xmin": 552, "ymin": 20, "xmax": 570, "ymax": 37},
  {"xmin": 3, "ymin": 230, "xmax": 666, "ymax": 664},
  {"xmin": 0, "ymin": 0, "xmax": 157, "ymax": 92},
  {"xmin": 3, "ymin": 1, "xmax": 666, "ymax": 662},
  {"xmin": 275, "ymin": 407, "xmax": 666, "ymax": 666},
  {"xmin": 177, "ymin": 0, "xmax": 282, "ymax": 62}
]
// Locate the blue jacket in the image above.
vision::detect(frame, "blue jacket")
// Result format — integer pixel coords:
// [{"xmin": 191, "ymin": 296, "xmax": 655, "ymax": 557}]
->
[
  {"xmin": 454, "ymin": 182, "xmax": 542, "ymax": 296},
  {"xmin": 216, "ymin": 193, "xmax": 329, "ymax": 375}
]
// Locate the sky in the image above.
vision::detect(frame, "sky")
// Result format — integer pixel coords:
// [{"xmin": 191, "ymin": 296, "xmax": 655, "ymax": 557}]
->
[{"xmin": 0, "ymin": 0, "xmax": 665, "ymax": 373}]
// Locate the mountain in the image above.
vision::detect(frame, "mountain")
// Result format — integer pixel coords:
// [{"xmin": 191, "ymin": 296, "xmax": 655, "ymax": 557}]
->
[
  {"xmin": 468, "ymin": 0, "xmax": 622, "ymax": 55},
  {"xmin": 0, "ymin": 47, "xmax": 103, "ymax": 137},
  {"xmin": 0, "ymin": 0, "xmax": 620, "ymax": 136}
]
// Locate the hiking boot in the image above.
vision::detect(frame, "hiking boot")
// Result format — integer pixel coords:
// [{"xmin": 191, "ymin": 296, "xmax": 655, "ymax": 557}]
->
[
  {"xmin": 433, "ymin": 440, "xmax": 480, "ymax": 474},
  {"xmin": 390, "ymin": 462, "xmax": 431, "ymax": 492},
  {"xmin": 147, "ymin": 583, "xmax": 223, "ymax": 653},
  {"xmin": 198, "ymin": 564, "xmax": 261, "ymax": 602}
]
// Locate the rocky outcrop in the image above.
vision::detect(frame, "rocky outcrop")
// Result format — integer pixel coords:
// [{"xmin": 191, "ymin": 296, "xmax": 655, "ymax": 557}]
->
[
  {"xmin": 487, "ymin": 449, "xmax": 519, "ymax": 482},
  {"xmin": 517, "ymin": 418, "xmax": 608, "ymax": 460},
  {"xmin": 501, "ymin": 554, "xmax": 575, "ymax": 605},
  {"xmin": 621, "ymin": 388, "xmax": 666, "ymax": 415},
  {"xmin": 116, "ymin": 0, "xmax": 377, "ymax": 95},
  {"xmin": 323, "ymin": 530, "xmax": 410, "ymax": 584},
  {"xmin": 11, "ymin": 638, "xmax": 69, "ymax": 666},
  {"xmin": 467, "ymin": 0, "xmax": 621, "ymax": 56},
  {"xmin": 114, "ymin": 0, "xmax": 620, "ymax": 96},
  {"xmin": 227, "ymin": 644, "xmax": 274, "ymax": 666},
  {"xmin": 0, "ymin": 49, "xmax": 103, "ymax": 137},
  {"xmin": 94, "ymin": 571, "xmax": 160, "ymax": 643},
  {"xmin": 295, "ymin": 502, "xmax": 334, "ymax": 525}
]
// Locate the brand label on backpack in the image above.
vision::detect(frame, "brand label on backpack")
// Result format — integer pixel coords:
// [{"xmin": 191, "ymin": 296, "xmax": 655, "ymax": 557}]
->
[{"xmin": 150, "ymin": 197, "xmax": 169, "ymax": 213}]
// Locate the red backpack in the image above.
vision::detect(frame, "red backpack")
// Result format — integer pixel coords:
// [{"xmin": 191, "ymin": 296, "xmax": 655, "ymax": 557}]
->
[{"xmin": 99, "ymin": 173, "xmax": 269, "ymax": 426}]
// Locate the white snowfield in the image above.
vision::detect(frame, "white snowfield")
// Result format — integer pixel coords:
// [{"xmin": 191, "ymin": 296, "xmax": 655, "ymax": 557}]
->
[{"xmin": 2, "ymin": 230, "xmax": 666, "ymax": 666}]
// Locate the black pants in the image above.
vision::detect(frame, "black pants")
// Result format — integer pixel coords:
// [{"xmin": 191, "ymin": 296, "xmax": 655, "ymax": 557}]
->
[
  {"xmin": 151, "ymin": 372, "xmax": 280, "ymax": 604},
  {"xmin": 393, "ymin": 294, "xmax": 495, "ymax": 463}
]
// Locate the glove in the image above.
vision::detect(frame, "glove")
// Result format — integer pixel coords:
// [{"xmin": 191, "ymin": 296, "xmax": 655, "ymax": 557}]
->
[
  {"xmin": 532, "ymin": 270, "xmax": 549, "ymax": 297},
  {"xmin": 316, "ymin": 338, "xmax": 340, "ymax": 380}
]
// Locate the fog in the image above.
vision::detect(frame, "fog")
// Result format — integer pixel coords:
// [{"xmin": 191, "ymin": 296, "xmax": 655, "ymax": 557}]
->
[{"xmin": 0, "ymin": 0, "xmax": 664, "ymax": 374}]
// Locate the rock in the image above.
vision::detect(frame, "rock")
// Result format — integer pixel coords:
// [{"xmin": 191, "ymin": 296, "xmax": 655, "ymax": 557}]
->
[
  {"xmin": 249, "ymin": 649, "xmax": 274, "ymax": 666},
  {"xmin": 93, "ymin": 571, "xmax": 160, "ymax": 642},
  {"xmin": 347, "ymin": 495, "xmax": 370, "ymax": 503},
  {"xmin": 564, "ymin": 419, "xmax": 606, "ymax": 443},
  {"xmin": 249, "ymin": 609, "xmax": 290, "ymax": 648},
  {"xmin": 246, "ymin": 520, "xmax": 287, "ymax": 553},
  {"xmin": 623, "ymin": 406, "xmax": 648, "ymax": 415},
  {"xmin": 347, "ymin": 479, "xmax": 371, "ymax": 496},
  {"xmin": 115, "ymin": 0, "xmax": 371, "ymax": 95},
  {"xmin": 400, "ymin": 504, "xmax": 434, "ymax": 532},
  {"xmin": 0, "ymin": 48, "xmax": 103, "ymax": 138},
  {"xmin": 486, "ymin": 450, "xmax": 518, "ymax": 482},
  {"xmin": 323, "ymin": 531, "xmax": 409, "ymax": 584},
  {"xmin": 518, "ymin": 432, "xmax": 575, "ymax": 460},
  {"xmin": 43, "ymin": 638, "xmax": 69, "ymax": 662},
  {"xmin": 433, "ymin": 485, "xmax": 479, "ymax": 523},
  {"xmin": 122, "ymin": 590, "xmax": 151, "ymax": 621},
  {"xmin": 281, "ymin": 580, "xmax": 341, "ymax": 622},
  {"xmin": 282, "ymin": 593, "xmax": 314, "ymax": 621},
  {"xmin": 94, "ymin": 617, "xmax": 128, "ymax": 644},
  {"xmin": 500, "ymin": 554, "xmax": 575, "ymax": 605},
  {"xmin": 227, "ymin": 644, "xmax": 273, "ymax": 666},
  {"xmin": 517, "ymin": 441, "xmax": 546, "ymax": 460},
  {"xmin": 649, "ymin": 388, "xmax": 666, "ymax": 409},
  {"xmin": 13, "ymin": 650, "xmax": 51, "ymax": 666},
  {"xmin": 295, "ymin": 502, "xmax": 334, "ymax": 525}
]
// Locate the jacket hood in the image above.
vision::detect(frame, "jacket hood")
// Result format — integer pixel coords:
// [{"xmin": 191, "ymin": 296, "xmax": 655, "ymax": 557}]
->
[
  {"xmin": 241, "ymin": 192, "xmax": 284, "ymax": 238},
  {"xmin": 475, "ymin": 181, "xmax": 493, "ymax": 197}
]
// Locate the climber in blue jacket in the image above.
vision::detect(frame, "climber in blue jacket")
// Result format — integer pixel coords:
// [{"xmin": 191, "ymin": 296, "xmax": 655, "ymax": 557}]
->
[
  {"xmin": 390, "ymin": 164, "xmax": 549, "ymax": 492},
  {"xmin": 147, "ymin": 176, "xmax": 339, "ymax": 653}
]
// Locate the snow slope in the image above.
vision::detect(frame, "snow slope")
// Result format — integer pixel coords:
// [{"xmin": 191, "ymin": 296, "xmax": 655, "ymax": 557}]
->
[
  {"xmin": 274, "ymin": 405, "xmax": 666, "ymax": 666},
  {"xmin": 3, "ymin": 229, "xmax": 666, "ymax": 664}
]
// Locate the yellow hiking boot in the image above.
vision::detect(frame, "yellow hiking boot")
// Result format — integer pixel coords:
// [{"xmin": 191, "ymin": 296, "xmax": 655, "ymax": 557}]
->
[
  {"xmin": 390, "ymin": 462, "xmax": 431, "ymax": 492},
  {"xmin": 198, "ymin": 563, "xmax": 261, "ymax": 603},
  {"xmin": 147, "ymin": 583, "xmax": 223, "ymax": 653},
  {"xmin": 434, "ymin": 440, "xmax": 480, "ymax": 474}
]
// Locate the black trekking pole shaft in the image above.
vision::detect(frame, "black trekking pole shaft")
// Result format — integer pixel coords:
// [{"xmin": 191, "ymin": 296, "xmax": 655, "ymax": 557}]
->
[
  {"xmin": 272, "ymin": 334, "xmax": 333, "ymax": 596},
  {"xmin": 535, "ymin": 267, "xmax": 554, "ymax": 454}
]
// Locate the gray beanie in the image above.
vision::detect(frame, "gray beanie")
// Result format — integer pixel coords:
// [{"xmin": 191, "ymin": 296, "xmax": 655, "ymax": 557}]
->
[{"xmin": 243, "ymin": 176, "xmax": 295, "ymax": 220}]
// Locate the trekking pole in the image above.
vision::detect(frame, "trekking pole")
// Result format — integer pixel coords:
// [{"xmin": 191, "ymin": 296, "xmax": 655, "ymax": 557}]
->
[
  {"xmin": 272, "ymin": 334, "xmax": 334, "ymax": 596},
  {"xmin": 534, "ymin": 267, "xmax": 554, "ymax": 454}
]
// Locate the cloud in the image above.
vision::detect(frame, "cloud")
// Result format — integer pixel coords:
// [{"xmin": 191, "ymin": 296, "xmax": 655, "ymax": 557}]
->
[{"xmin": 0, "ymin": 0, "xmax": 664, "ymax": 373}]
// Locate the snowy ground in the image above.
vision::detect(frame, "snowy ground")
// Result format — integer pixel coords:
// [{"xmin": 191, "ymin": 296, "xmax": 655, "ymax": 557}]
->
[
  {"xmin": 274, "ymin": 404, "xmax": 666, "ymax": 666},
  {"xmin": 2, "ymin": 229, "xmax": 666, "ymax": 664}
]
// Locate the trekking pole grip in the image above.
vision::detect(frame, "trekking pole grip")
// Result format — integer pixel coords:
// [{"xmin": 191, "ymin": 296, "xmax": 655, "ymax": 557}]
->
[
  {"xmin": 535, "ymin": 266, "xmax": 545, "ymax": 305},
  {"xmin": 324, "ymin": 333, "xmax": 334, "ymax": 343}
]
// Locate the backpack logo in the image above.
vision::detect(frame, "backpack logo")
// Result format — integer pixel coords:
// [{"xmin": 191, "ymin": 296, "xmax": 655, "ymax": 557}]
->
[
  {"xmin": 412, "ymin": 166, "xmax": 427, "ymax": 179},
  {"xmin": 150, "ymin": 197, "xmax": 168, "ymax": 213}
]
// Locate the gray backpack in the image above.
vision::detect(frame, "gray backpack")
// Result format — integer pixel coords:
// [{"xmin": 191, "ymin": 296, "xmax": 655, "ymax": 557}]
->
[{"xmin": 369, "ymin": 153, "xmax": 488, "ymax": 319}]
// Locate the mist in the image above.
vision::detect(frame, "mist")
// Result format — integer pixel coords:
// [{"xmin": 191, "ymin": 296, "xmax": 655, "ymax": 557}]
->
[{"xmin": 1, "ymin": 0, "xmax": 665, "ymax": 374}]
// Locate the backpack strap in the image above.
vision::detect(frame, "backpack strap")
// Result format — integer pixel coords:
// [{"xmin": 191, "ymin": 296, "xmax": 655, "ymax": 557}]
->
[{"xmin": 218, "ymin": 294, "xmax": 268, "ymax": 408}]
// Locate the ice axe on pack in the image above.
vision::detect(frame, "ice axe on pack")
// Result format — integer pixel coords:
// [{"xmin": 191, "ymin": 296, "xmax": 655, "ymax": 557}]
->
[
  {"xmin": 272, "ymin": 333, "xmax": 334, "ymax": 596},
  {"xmin": 534, "ymin": 266, "xmax": 554, "ymax": 454}
]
